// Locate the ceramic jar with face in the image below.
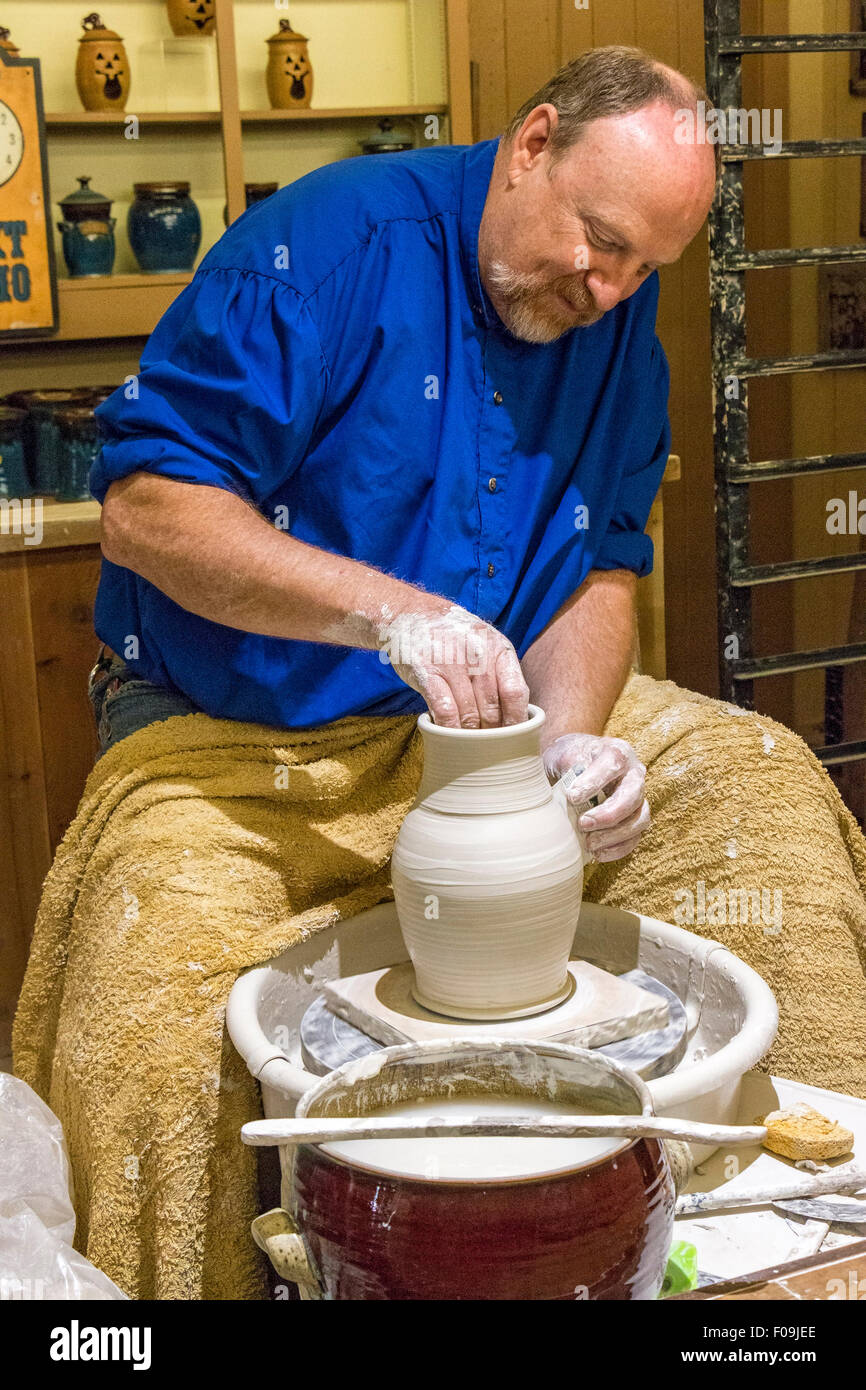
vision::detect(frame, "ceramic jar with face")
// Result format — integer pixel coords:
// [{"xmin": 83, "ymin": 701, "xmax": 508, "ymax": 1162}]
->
[
  {"xmin": 75, "ymin": 13, "xmax": 130, "ymax": 112},
  {"xmin": 0, "ymin": 25, "xmax": 20, "ymax": 56},
  {"xmin": 166, "ymin": 0, "xmax": 215, "ymax": 36},
  {"xmin": 266, "ymin": 18, "xmax": 313, "ymax": 110}
]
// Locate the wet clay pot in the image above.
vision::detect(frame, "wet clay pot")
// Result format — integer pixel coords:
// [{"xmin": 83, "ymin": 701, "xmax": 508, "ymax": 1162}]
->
[
  {"xmin": 166, "ymin": 0, "xmax": 215, "ymax": 37},
  {"xmin": 75, "ymin": 13, "xmax": 130, "ymax": 112},
  {"xmin": 390, "ymin": 704, "xmax": 586, "ymax": 1020},
  {"xmin": 266, "ymin": 17, "xmax": 313, "ymax": 110},
  {"xmin": 289, "ymin": 1040, "xmax": 676, "ymax": 1301}
]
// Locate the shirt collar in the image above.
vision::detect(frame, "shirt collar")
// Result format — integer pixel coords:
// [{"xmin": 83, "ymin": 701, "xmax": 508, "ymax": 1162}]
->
[{"xmin": 457, "ymin": 136, "xmax": 503, "ymax": 332}]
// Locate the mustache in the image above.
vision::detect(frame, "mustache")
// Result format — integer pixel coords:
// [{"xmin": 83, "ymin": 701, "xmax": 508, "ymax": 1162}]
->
[{"xmin": 488, "ymin": 262, "xmax": 596, "ymax": 312}]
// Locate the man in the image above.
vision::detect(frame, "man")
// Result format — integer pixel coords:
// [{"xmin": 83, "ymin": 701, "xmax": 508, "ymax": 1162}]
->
[
  {"xmin": 90, "ymin": 46, "xmax": 713, "ymax": 861},
  {"xmin": 16, "ymin": 48, "xmax": 866, "ymax": 1300}
]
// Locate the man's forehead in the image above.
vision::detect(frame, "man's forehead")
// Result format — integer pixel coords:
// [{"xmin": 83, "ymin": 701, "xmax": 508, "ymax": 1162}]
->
[{"xmin": 562, "ymin": 194, "xmax": 687, "ymax": 266}]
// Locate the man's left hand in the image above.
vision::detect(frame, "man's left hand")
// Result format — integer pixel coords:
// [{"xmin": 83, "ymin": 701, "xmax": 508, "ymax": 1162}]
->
[{"xmin": 542, "ymin": 734, "xmax": 650, "ymax": 863}]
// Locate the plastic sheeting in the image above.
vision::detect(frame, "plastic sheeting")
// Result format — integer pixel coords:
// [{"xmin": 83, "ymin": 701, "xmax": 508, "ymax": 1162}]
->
[{"xmin": 0, "ymin": 1073, "xmax": 127, "ymax": 1300}]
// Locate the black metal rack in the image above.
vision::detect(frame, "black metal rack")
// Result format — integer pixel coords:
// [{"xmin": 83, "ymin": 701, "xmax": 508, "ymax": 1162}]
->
[{"xmin": 703, "ymin": 1, "xmax": 866, "ymax": 770}]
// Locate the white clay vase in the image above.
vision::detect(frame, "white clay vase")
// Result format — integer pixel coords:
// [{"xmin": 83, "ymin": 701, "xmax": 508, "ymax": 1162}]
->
[{"xmin": 390, "ymin": 705, "xmax": 587, "ymax": 1020}]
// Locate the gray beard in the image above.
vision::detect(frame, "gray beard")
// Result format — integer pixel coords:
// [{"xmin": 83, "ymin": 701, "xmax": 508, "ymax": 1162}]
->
[{"xmin": 484, "ymin": 258, "xmax": 602, "ymax": 342}]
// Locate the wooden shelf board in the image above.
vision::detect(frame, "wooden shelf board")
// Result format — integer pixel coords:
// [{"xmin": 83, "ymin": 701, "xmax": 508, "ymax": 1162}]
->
[
  {"xmin": 241, "ymin": 104, "xmax": 448, "ymax": 122},
  {"xmin": 58, "ymin": 273, "xmax": 193, "ymax": 293},
  {"xmin": 46, "ymin": 111, "xmax": 221, "ymax": 126},
  {"xmin": 49, "ymin": 273, "xmax": 193, "ymax": 341},
  {"xmin": 45, "ymin": 105, "xmax": 447, "ymax": 129},
  {"xmin": 0, "ymin": 500, "xmax": 101, "ymax": 555}
]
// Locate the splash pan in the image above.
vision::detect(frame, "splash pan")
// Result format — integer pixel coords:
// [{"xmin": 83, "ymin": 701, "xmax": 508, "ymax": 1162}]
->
[{"xmin": 228, "ymin": 901, "xmax": 778, "ymax": 1165}]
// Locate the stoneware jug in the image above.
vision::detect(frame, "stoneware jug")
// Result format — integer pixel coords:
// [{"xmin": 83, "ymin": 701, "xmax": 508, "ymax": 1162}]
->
[{"xmin": 391, "ymin": 705, "xmax": 587, "ymax": 1020}]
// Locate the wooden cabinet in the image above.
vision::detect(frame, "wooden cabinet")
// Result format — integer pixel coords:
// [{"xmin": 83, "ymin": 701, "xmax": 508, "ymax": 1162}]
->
[{"xmin": 0, "ymin": 507, "xmax": 101, "ymax": 1036}]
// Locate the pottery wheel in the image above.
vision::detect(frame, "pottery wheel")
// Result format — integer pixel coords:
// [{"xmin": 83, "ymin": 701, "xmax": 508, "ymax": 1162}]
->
[{"xmin": 300, "ymin": 969, "xmax": 687, "ymax": 1081}]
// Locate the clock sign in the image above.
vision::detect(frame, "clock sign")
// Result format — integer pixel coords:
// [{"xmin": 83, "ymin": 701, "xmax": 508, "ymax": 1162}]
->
[
  {"xmin": 0, "ymin": 44, "xmax": 58, "ymax": 337},
  {"xmin": 0, "ymin": 100, "xmax": 25, "ymax": 185}
]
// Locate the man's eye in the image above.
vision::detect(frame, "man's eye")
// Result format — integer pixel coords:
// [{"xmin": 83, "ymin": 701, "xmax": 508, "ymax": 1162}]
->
[{"xmin": 588, "ymin": 230, "xmax": 619, "ymax": 252}]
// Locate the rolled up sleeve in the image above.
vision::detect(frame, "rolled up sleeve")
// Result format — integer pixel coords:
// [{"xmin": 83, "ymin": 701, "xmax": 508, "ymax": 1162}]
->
[
  {"xmin": 90, "ymin": 266, "xmax": 329, "ymax": 506},
  {"xmin": 593, "ymin": 333, "xmax": 671, "ymax": 578}
]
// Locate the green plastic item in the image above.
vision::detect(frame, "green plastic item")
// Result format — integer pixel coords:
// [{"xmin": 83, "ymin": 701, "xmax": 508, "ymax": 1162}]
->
[{"xmin": 658, "ymin": 1240, "xmax": 699, "ymax": 1298}]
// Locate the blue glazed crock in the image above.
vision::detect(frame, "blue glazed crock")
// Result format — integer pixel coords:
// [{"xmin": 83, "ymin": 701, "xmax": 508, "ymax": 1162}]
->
[
  {"xmin": 57, "ymin": 176, "xmax": 116, "ymax": 277},
  {"xmin": 127, "ymin": 181, "xmax": 202, "ymax": 273},
  {"xmin": 0, "ymin": 406, "xmax": 30, "ymax": 499}
]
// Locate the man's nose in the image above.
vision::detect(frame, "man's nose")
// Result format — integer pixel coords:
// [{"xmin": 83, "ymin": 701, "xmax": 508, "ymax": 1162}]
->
[{"xmin": 584, "ymin": 269, "xmax": 627, "ymax": 313}]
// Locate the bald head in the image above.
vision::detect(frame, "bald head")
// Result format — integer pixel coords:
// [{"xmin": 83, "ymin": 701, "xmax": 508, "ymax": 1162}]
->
[{"xmin": 481, "ymin": 50, "xmax": 717, "ymax": 342}]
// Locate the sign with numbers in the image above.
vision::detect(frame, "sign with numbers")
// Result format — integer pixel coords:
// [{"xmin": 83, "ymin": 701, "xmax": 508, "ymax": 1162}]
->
[{"xmin": 0, "ymin": 44, "xmax": 58, "ymax": 337}]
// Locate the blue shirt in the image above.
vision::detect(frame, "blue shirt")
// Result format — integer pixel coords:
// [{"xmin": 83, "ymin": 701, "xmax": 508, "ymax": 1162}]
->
[{"xmin": 90, "ymin": 136, "xmax": 671, "ymax": 729}]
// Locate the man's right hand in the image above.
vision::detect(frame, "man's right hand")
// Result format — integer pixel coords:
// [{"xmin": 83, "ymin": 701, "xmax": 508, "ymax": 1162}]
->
[
  {"xmin": 101, "ymin": 476, "xmax": 529, "ymax": 728},
  {"xmin": 376, "ymin": 604, "xmax": 529, "ymax": 729}
]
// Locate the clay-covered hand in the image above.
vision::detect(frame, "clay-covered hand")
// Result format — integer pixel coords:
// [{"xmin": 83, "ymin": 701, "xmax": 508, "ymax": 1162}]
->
[
  {"xmin": 376, "ymin": 604, "xmax": 529, "ymax": 729},
  {"xmin": 542, "ymin": 733, "xmax": 649, "ymax": 862}
]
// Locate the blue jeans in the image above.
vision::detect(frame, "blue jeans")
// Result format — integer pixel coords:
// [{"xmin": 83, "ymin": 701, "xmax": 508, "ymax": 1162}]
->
[{"xmin": 88, "ymin": 649, "xmax": 199, "ymax": 758}]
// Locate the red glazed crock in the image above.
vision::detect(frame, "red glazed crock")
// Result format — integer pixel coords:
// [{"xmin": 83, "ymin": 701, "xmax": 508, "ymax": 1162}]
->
[{"xmin": 289, "ymin": 1040, "xmax": 675, "ymax": 1300}]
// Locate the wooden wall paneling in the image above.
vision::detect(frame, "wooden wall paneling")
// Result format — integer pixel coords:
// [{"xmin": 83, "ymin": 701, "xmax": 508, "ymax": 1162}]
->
[
  {"xmin": 657, "ymin": 2, "xmax": 717, "ymax": 695},
  {"xmin": 0, "ymin": 555, "xmax": 52, "ymax": 1030},
  {"xmin": 446, "ymin": 0, "xmax": 476, "ymax": 143},
  {"xmin": 831, "ymin": 0, "xmax": 866, "ymax": 817},
  {"xmin": 27, "ymin": 550, "xmax": 101, "ymax": 852},
  {"xmin": 634, "ymin": 1, "xmax": 682, "ymax": 66},
  {"xmin": 503, "ymin": 0, "xmax": 560, "ymax": 114},
  {"xmin": 560, "ymin": 0, "xmax": 594, "ymax": 60},
  {"xmin": 0, "ymin": 731, "xmax": 25, "ymax": 1048},
  {"xmin": 588, "ymin": 0, "xmax": 637, "ymax": 49},
  {"xmin": 468, "ymin": 0, "xmax": 508, "ymax": 136},
  {"xmin": 636, "ymin": 5, "xmax": 689, "ymax": 687}
]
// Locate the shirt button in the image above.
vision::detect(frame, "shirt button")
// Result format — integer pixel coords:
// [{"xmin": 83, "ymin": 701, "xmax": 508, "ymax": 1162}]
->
[
  {"xmin": 488, "ymin": 477, "xmax": 497, "ymax": 492},
  {"xmin": 487, "ymin": 562, "xmax": 496, "ymax": 578},
  {"xmin": 493, "ymin": 390, "xmax": 503, "ymax": 405},
  {"xmin": 472, "ymin": 302, "xmax": 482, "ymax": 316}
]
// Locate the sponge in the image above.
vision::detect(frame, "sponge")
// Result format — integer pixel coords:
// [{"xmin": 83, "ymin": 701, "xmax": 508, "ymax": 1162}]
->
[{"xmin": 760, "ymin": 1102, "xmax": 854, "ymax": 1161}]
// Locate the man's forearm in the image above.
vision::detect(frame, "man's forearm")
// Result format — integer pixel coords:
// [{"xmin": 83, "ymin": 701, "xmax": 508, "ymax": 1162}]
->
[
  {"xmin": 101, "ymin": 473, "xmax": 450, "ymax": 647},
  {"xmin": 521, "ymin": 568, "xmax": 637, "ymax": 747}
]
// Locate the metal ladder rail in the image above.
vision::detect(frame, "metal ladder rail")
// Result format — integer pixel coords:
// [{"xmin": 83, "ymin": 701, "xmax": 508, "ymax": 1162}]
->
[{"xmin": 704, "ymin": 2, "xmax": 866, "ymax": 768}]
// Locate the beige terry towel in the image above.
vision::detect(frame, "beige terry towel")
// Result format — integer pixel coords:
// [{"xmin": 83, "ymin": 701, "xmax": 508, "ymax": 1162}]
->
[
  {"xmin": 13, "ymin": 710, "xmax": 421, "ymax": 1300},
  {"xmin": 13, "ymin": 673, "xmax": 866, "ymax": 1300},
  {"xmin": 594, "ymin": 674, "xmax": 866, "ymax": 1097}
]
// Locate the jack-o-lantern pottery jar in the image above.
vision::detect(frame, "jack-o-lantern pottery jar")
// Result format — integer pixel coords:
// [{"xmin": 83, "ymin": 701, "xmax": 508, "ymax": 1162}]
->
[
  {"xmin": 166, "ymin": 0, "xmax": 215, "ymax": 38},
  {"xmin": 0, "ymin": 25, "xmax": 21, "ymax": 56},
  {"xmin": 75, "ymin": 13, "xmax": 130, "ymax": 112},
  {"xmin": 266, "ymin": 17, "xmax": 313, "ymax": 110}
]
